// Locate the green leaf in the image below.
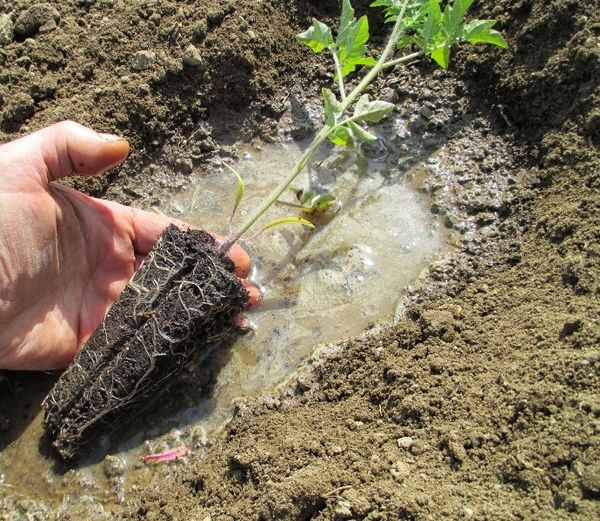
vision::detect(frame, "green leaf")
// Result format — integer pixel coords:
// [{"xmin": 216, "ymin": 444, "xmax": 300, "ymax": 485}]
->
[
  {"xmin": 348, "ymin": 121, "xmax": 378, "ymax": 142},
  {"xmin": 462, "ymin": 19, "xmax": 508, "ymax": 48},
  {"xmin": 296, "ymin": 18, "xmax": 334, "ymax": 53},
  {"xmin": 422, "ymin": 0, "xmax": 442, "ymax": 44},
  {"xmin": 335, "ymin": 6, "xmax": 376, "ymax": 78},
  {"xmin": 328, "ymin": 125, "xmax": 354, "ymax": 146},
  {"xmin": 430, "ymin": 44, "xmax": 450, "ymax": 69},
  {"xmin": 353, "ymin": 94, "xmax": 395, "ymax": 123},
  {"xmin": 443, "ymin": 0, "xmax": 474, "ymax": 38},
  {"xmin": 340, "ymin": 0, "xmax": 356, "ymax": 36},
  {"xmin": 299, "ymin": 190, "xmax": 315, "ymax": 205},
  {"xmin": 221, "ymin": 161, "xmax": 245, "ymax": 218},
  {"xmin": 340, "ymin": 55, "xmax": 377, "ymax": 78},
  {"xmin": 373, "ymin": 0, "xmax": 435, "ymax": 38},
  {"xmin": 262, "ymin": 217, "xmax": 315, "ymax": 232},
  {"xmin": 322, "ymin": 88, "xmax": 342, "ymax": 126},
  {"xmin": 304, "ymin": 193, "xmax": 337, "ymax": 213}
]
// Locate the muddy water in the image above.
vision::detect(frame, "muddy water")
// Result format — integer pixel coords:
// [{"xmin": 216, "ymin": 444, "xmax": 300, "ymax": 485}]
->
[{"xmin": 0, "ymin": 131, "xmax": 447, "ymax": 510}]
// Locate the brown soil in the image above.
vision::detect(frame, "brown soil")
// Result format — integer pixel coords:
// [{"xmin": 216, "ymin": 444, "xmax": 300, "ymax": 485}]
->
[{"xmin": 0, "ymin": 0, "xmax": 598, "ymax": 519}]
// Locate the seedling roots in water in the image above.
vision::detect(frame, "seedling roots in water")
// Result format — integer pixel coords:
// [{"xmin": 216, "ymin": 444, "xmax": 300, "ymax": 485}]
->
[{"xmin": 42, "ymin": 0, "xmax": 506, "ymax": 459}]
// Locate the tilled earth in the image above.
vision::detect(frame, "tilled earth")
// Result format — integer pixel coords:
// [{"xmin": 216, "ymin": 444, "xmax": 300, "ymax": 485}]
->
[{"xmin": 0, "ymin": 0, "xmax": 598, "ymax": 520}]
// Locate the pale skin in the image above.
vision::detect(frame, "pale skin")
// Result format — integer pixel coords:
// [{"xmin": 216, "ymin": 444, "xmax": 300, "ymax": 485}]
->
[{"xmin": 0, "ymin": 121, "xmax": 259, "ymax": 371}]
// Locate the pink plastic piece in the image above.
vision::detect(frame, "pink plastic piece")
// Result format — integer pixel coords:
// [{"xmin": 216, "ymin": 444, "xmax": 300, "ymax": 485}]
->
[{"xmin": 142, "ymin": 445, "xmax": 190, "ymax": 464}]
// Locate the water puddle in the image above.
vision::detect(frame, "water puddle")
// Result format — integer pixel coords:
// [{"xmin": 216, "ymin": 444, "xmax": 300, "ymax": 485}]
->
[{"xmin": 0, "ymin": 128, "xmax": 447, "ymax": 510}]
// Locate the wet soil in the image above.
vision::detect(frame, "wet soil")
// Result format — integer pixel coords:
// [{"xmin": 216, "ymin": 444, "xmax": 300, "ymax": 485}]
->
[{"xmin": 0, "ymin": 0, "xmax": 599, "ymax": 519}]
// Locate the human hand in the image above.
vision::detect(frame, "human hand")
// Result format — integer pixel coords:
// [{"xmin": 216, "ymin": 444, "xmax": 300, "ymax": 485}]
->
[{"xmin": 0, "ymin": 121, "xmax": 258, "ymax": 370}]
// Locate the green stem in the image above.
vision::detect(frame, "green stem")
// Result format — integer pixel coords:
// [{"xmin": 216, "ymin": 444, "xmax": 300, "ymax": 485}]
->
[
  {"xmin": 332, "ymin": 51, "xmax": 347, "ymax": 101},
  {"xmin": 219, "ymin": 0, "xmax": 411, "ymax": 254},
  {"xmin": 276, "ymin": 201, "xmax": 304, "ymax": 209},
  {"xmin": 383, "ymin": 50, "xmax": 424, "ymax": 69}
]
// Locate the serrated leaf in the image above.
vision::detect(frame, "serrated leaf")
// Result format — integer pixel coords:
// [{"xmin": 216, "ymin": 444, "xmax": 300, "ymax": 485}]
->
[
  {"xmin": 422, "ymin": 0, "xmax": 442, "ymax": 44},
  {"xmin": 322, "ymin": 88, "xmax": 342, "ymax": 126},
  {"xmin": 462, "ymin": 19, "xmax": 508, "ymax": 48},
  {"xmin": 262, "ymin": 217, "xmax": 315, "ymax": 232},
  {"xmin": 349, "ymin": 121, "xmax": 378, "ymax": 142},
  {"xmin": 353, "ymin": 95, "xmax": 395, "ymax": 123},
  {"xmin": 328, "ymin": 125, "xmax": 354, "ymax": 146},
  {"xmin": 340, "ymin": 56, "xmax": 377, "ymax": 78},
  {"xmin": 296, "ymin": 18, "xmax": 334, "ymax": 53},
  {"xmin": 221, "ymin": 161, "xmax": 245, "ymax": 219},
  {"xmin": 336, "ymin": 10, "xmax": 375, "ymax": 78}
]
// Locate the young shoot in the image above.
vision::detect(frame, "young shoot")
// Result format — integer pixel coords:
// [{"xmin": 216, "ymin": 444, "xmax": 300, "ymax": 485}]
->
[{"xmin": 218, "ymin": 0, "xmax": 507, "ymax": 254}]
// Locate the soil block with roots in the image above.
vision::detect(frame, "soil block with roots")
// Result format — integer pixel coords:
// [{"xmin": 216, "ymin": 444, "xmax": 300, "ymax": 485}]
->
[{"xmin": 42, "ymin": 225, "xmax": 248, "ymax": 460}]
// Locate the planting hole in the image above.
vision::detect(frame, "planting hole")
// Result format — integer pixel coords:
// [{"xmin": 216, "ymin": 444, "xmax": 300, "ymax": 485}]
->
[{"xmin": 0, "ymin": 128, "xmax": 448, "ymax": 506}]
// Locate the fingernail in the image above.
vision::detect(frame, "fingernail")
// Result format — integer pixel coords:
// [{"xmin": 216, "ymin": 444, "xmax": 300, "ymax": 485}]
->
[{"xmin": 99, "ymin": 133, "xmax": 127, "ymax": 142}]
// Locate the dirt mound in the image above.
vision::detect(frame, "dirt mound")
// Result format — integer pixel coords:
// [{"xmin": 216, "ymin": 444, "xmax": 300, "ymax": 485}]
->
[{"xmin": 0, "ymin": 0, "xmax": 332, "ymax": 199}]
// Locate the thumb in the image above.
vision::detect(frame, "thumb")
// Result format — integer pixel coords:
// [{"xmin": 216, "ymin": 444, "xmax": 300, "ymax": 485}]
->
[{"xmin": 32, "ymin": 120, "xmax": 129, "ymax": 182}]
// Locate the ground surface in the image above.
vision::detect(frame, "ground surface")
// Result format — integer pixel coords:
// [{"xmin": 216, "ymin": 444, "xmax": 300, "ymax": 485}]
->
[{"xmin": 0, "ymin": 0, "xmax": 598, "ymax": 520}]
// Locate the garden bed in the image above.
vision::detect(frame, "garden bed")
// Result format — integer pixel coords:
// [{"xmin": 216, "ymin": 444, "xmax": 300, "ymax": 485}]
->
[{"xmin": 0, "ymin": 0, "xmax": 598, "ymax": 519}]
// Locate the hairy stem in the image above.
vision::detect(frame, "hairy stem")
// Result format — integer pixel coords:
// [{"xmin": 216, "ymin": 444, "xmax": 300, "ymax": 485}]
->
[
  {"xmin": 219, "ymin": 0, "xmax": 410, "ymax": 254},
  {"xmin": 332, "ymin": 50, "xmax": 347, "ymax": 101},
  {"xmin": 383, "ymin": 50, "xmax": 424, "ymax": 69}
]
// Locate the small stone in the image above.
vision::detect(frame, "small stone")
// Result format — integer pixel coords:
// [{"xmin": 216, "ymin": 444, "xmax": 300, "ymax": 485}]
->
[
  {"xmin": 581, "ymin": 464, "xmax": 600, "ymax": 495},
  {"xmin": 397, "ymin": 436, "xmax": 414, "ymax": 449},
  {"xmin": 103, "ymin": 455, "xmax": 125, "ymax": 478},
  {"xmin": 149, "ymin": 13, "xmax": 161, "ymax": 26},
  {"xmin": 0, "ymin": 14, "xmax": 14, "ymax": 45},
  {"xmin": 390, "ymin": 461, "xmax": 410, "ymax": 482},
  {"xmin": 334, "ymin": 500, "xmax": 353, "ymax": 520},
  {"xmin": 131, "ymin": 50, "xmax": 156, "ymax": 71},
  {"xmin": 463, "ymin": 507, "xmax": 474, "ymax": 518},
  {"xmin": 183, "ymin": 44, "xmax": 203, "ymax": 67},
  {"xmin": 14, "ymin": 3, "xmax": 61, "ymax": 37}
]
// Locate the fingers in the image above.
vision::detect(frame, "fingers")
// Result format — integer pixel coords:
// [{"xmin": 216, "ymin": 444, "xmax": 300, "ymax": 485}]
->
[
  {"xmin": 3, "ymin": 120, "xmax": 130, "ymax": 183},
  {"xmin": 95, "ymin": 198, "xmax": 251, "ymax": 278},
  {"xmin": 241, "ymin": 279, "xmax": 261, "ymax": 307}
]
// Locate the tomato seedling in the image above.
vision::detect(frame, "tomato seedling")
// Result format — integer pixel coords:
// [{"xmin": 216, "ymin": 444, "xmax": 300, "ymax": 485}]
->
[{"xmin": 219, "ymin": 0, "xmax": 506, "ymax": 254}]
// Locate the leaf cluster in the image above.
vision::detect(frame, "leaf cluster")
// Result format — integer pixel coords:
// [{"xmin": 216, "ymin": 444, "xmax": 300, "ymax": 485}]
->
[
  {"xmin": 297, "ymin": 0, "xmax": 377, "ymax": 79},
  {"xmin": 324, "ymin": 90, "xmax": 396, "ymax": 146},
  {"xmin": 372, "ymin": 0, "xmax": 507, "ymax": 68}
]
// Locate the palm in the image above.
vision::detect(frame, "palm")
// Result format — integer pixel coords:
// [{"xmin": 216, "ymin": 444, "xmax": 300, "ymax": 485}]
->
[
  {"xmin": 0, "ymin": 122, "xmax": 253, "ymax": 370},
  {"xmin": 0, "ymin": 179, "xmax": 135, "ymax": 369}
]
